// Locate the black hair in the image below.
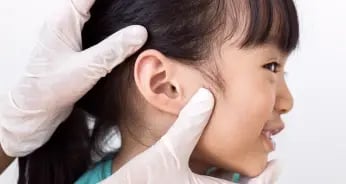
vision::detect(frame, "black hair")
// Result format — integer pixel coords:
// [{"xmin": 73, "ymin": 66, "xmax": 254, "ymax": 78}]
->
[{"xmin": 18, "ymin": 0, "xmax": 299, "ymax": 183}]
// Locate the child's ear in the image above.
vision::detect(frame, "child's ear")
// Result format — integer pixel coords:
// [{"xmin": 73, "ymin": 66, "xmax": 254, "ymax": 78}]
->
[
  {"xmin": 134, "ymin": 49, "xmax": 210, "ymax": 115},
  {"xmin": 134, "ymin": 49, "xmax": 185, "ymax": 115}
]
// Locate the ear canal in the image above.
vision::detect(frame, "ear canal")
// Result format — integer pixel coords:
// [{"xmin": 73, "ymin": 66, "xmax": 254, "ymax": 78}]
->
[
  {"xmin": 150, "ymin": 70, "xmax": 179, "ymax": 99},
  {"xmin": 153, "ymin": 83, "xmax": 179, "ymax": 99},
  {"xmin": 171, "ymin": 85, "xmax": 177, "ymax": 92}
]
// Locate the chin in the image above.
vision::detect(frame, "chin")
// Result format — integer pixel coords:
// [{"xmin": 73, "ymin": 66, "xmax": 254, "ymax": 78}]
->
[
  {"xmin": 225, "ymin": 156, "xmax": 268, "ymax": 178},
  {"xmin": 241, "ymin": 164, "xmax": 267, "ymax": 177}
]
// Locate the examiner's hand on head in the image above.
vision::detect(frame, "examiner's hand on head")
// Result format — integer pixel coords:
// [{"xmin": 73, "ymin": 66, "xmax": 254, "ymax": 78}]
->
[
  {"xmin": 100, "ymin": 88, "xmax": 281, "ymax": 184},
  {"xmin": 0, "ymin": 0, "xmax": 148, "ymax": 157}
]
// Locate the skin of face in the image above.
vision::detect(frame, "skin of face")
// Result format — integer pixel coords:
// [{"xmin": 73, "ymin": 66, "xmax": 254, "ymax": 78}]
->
[
  {"xmin": 188, "ymin": 43, "xmax": 293, "ymax": 177},
  {"xmin": 112, "ymin": 43, "xmax": 294, "ymax": 177}
]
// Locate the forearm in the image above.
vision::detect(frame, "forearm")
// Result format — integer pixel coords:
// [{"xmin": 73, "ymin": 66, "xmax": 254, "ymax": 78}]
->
[{"xmin": 0, "ymin": 144, "xmax": 14, "ymax": 174}]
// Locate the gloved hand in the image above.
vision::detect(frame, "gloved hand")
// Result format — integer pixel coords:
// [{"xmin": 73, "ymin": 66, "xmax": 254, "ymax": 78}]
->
[
  {"xmin": 0, "ymin": 0, "xmax": 148, "ymax": 157},
  {"xmin": 100, "ymin": 88, "xmax": 281, "ymax": 184}
]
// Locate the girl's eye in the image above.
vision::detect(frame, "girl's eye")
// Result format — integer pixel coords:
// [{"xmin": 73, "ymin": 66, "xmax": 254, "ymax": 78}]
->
[{"xmin": 263, "ymin": 62, "xmax": 280, "ymax": 73}]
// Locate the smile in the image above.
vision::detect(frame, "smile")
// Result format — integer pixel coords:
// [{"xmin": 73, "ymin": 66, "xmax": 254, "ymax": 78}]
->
[{"xmin": 261, "ymin": 126, "xmax": 284, "ymax": 152}]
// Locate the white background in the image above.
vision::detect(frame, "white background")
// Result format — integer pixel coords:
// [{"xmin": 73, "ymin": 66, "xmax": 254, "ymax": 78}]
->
[{"xmin": 0, "ymin": 0, "xmax": 345, "ymax": 183}]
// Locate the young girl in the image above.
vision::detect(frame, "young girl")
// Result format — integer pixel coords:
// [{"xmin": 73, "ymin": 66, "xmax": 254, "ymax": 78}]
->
[{"xmin": 17, "ymin": 0, "xmax": 299, "ymax": 183}]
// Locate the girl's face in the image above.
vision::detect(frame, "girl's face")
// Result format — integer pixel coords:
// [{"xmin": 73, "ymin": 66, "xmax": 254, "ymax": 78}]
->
[
  {"xmin": 189, "ymin": 43, "xmax": 293, "ymax": 177},
  {"xmin": 129, "ymin": 39, "xmax": 294, "ymax": 178}
]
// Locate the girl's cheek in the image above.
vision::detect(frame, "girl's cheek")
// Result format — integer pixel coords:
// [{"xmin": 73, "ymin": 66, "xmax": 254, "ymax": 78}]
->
[
  {"xmin": 261, "ymin": 80, "xmax": 277, "ymax": 107},
  {"xmin": 268, "ymin": 74, "xmax": 278, "ymax": 84}
]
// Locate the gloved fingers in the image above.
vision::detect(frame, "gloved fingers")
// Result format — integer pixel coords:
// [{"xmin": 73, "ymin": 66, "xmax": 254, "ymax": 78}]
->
[
  {"xmin": 22, "ymin": 25, "xmax": 148, "ymax": 108},
  {"xmin": 9, "ymin": 26, "xmax": 147, "ymax": 111},
  {"xmin": 39, "ymin": 0, "xmax": 96, "ymax": 52},
  {"xmin": 98, "ymin": 146, "xmax": 165, "ymax": 184},
  {"xmin": 160, "ymin": 88, "xmax": 214, "ymax": 164},
  {"xmin": 78, "ymin": 25, "xmax": 147, "ymax": 79},
  {"xmin": 71, "ymin": 0, "xmax": 96, "ymax": 17},
  {"xmin": 24, "ymin": 38, "xmax": 68, "ymax": 78},
  {"xmin": 240, "ymin": 160, "xmax": 281, "ymax": 184}
]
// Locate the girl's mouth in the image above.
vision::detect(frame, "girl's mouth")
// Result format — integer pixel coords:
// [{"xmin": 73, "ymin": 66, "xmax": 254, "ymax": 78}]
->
[
  {"xmin": 262, "ymin": 130, "xmax": 276, "ymax": 151},
  {"xmin": 261, "ymin": 126, "xmax": 284, "ymax": 152}
]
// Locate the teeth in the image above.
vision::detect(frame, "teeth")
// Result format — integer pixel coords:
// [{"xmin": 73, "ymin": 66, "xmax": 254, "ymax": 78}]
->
[
  {"xmin": 271, "ymin": 139, "xmax": 276, "ymax": 150},
  {"xmin": 262, "ymin": 130, "xmax": 276, "ymax": 150},
  {"xmin": 263, "ymin": 131, "xmax": 272, "ymax": 139}
]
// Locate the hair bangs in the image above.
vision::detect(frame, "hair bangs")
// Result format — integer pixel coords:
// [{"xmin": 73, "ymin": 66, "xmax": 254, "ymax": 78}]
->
[{"xmin": 230, "ymin": 0, "xmax": 299, "ymax": 53}]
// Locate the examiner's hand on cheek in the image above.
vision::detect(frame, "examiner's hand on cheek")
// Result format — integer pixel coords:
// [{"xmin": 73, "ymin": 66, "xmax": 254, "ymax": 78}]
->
[{"xmin": 100, "ymin": 88, "xmax": 281, "ymax": 184}]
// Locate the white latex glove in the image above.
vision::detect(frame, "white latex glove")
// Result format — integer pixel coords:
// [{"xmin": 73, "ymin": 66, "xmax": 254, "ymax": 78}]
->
[
  {"xmin": 100, "ymin": 88, "xmax": 281, "ymax": 184},
  {"xmin": 0, "ymin": 0, "xmax": 148, "ymax": 157}
]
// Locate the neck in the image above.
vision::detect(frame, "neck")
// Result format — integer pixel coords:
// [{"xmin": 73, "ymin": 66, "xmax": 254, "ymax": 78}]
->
[{"xmin": 111, "ymin": 126, "xmax": 211, "ymax": 175}]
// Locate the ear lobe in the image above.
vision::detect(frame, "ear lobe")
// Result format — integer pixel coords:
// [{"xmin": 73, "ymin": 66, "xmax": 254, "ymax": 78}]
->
[{"xmin": 134, "ymin": 49, "xmax": 184, "ymax": 115}]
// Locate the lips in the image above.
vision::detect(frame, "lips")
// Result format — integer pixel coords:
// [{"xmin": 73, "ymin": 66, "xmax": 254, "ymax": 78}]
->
[
  {"xmin": 261, "ymin": 124, "xmax": 284, "ymax": 152},
  {"xmin": 261, "ymin": 130, "xmax": 276, "ymax": 151}
]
